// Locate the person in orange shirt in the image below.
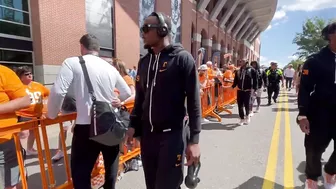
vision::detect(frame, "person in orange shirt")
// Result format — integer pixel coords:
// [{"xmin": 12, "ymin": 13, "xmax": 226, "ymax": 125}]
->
[
  {"xmin": 111, "ymin": 58, "xmax": 135, "ymax": 105},
  {"xmin": 15, "ymin": 66, "xmax": 50, "ymax": 156},
  {"xmin": 0, "ymin": 65, "xmax": 30, "ymax": 189},
  {"xmin": 206, "ymin": 61, "xmax": 215, "ymax": 80}
]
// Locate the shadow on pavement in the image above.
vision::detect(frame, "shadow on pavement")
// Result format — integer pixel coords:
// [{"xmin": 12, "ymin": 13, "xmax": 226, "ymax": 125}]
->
[
  {"xmin": 202, "ymin": 123, "xmax": 240, "ymax": 131},
  {"xmin": 272, "ymin": 107, "xmax": 299, "ymax": 112},
  {"xmin": 220, "ymin": 114, "xmax": 240, "ymax": 119},
  {"xmin": 25, "ymin": 147, "xmax": 71, "ymax": 162},
  {"xmin": 297, "ymin": 161, "xmax": 326, "ymax": 184},
  {"xmin": 234, "ymin": 176, "xmax": 305, "ymax": 189},
  {"xmin": 27, "ymin": 153, "xmax": 72, "ymax": 188}
]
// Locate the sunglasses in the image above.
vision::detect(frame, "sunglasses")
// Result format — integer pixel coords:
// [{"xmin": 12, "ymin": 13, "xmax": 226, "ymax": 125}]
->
[
  {"xmin": 141, "ymin": 24, "xmax": 160, "ymax": 33},
  {"xmin": 24, "ymin": 72, "xmax": 32, "ymax": 76}
]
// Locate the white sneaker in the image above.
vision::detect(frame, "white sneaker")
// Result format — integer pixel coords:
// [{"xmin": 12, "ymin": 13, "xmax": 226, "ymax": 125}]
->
[
  {"xmin": 26, "ymin": 148, "xmax": 38, "ymax": 156},
  {"xmin": 201, "ymin": 118, "xmax": 210, "ymax": 123},
  {"xmin": 52, "ymin": 150, "xmax": 64, "ymax": 162},
  {"xmin": 254, "ymin": 107, "xmax": 260, "ymax": 113},
  {"xmin": 238, "ymin": 119, "xmax": 244, "ymax": 126},
  {"xmin": 323, "ymin": 170, "xmax": 336, "ymax": 189},
  {"xmin": 304, "ymin": 179, "xmax": 318, "ymax": 189},
  {"xmin": 244, "ymin": 117, "xmax": 251, "ymax": 125},
  {"xmin": 249, "ymin": 112, "xmax": 254, "ymax": 117}
]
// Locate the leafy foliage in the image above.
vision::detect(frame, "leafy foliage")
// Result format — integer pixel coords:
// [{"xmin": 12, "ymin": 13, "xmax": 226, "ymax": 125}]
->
[
  {"xmin": 284, "ymin": 59, "xmax": 304, "ymax": 70},
  {"xmin": 292, "ymin": 17, "xmax": 330, "ymax": 59}
]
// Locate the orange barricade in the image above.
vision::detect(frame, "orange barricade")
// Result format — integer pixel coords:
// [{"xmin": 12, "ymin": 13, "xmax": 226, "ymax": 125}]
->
[
  {"xmin": 216, "ymin": 83, "xmax": 237, "ymax": 114},
  {"xmin": 200, "ymin": 85, "xmax": 222, "ymax": 122}
]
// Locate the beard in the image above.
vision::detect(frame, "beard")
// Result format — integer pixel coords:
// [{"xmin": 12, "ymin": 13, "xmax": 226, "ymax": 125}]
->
[{"xmin": 144, "ymin": 44, "xmax": 151, "ymax": 49}]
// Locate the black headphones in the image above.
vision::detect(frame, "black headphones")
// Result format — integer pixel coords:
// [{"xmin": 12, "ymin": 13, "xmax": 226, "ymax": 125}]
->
[{"xmin": 150, "ymin": 12, "xmax": 169, "ymax": 38}]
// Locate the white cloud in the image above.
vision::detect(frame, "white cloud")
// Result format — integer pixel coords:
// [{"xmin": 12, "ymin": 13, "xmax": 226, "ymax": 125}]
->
[
  {"xmin": 260, "ymin": 56, "xmax": 268, "ymax": 62},
  {"xmin": 271, "ymin": 0, "xmax": 335, "ymax": 26},
  {"xmin": 288, "ymin": 55, "xmax": 298, "ymax": 60},
  {"xmin": 282, "ymin": 0, "xmax": 336, "ymax": 12},
  {"xmin": 266, "ymin": 25, "xmax": 272, "ymax": 31},
  {"xmin": 273, "ymin": 10, "xmax": 287, "ymax": 21}
]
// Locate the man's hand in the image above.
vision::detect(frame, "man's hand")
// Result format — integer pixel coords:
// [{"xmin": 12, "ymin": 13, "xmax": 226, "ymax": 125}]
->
[
  {"xmin": 112, "ymin": 98, "xmax": 121, "ymax": 107},
  {"xmin": 185, "ymin": 143, "xmax": 201, "ymax": 166},
  {"xmin": 126, "ymin": 127, "xmax": 135, "ymax": 144},
  {"xmin": 298, "ymin": 118, "xmax": 310, "ymax": 135}
]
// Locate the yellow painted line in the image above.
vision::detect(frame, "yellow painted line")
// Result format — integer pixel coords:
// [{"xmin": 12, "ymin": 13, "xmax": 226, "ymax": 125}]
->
[
  {"xmin": 284, "ymin": 92, "xmax": 294, "ymax": 188},
  {"xmin": 262, "ymin": 93, "xmax": 283, "ymax": 189}
]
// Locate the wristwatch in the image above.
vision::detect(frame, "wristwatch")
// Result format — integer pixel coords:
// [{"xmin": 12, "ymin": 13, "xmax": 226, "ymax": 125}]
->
[{"xmin": 297, "ymin": 116, "xmax": 307, "ymax": 120}]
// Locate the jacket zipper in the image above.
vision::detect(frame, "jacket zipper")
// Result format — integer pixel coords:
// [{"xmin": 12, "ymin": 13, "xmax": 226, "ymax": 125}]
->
[
  {"xmin": 149, "ymin": 55, "xmax": 159, "ymax": 132},
  {"xmin": 241, "ymin": 69, "xmax": 246, "ymax": 90}
]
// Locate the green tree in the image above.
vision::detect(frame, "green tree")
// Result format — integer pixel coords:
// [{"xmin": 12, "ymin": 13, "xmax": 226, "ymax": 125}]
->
[
  {"xmin": 284, "ymin": 59, "xmax": 304, "ymax": 70},
  {"xmin": 293, "ymin": 17, "xmax": 330, "ymax": 59}
]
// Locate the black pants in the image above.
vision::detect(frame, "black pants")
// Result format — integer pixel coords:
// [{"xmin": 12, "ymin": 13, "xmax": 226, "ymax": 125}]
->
[
  {"xmin": 237, "ymin": 90, "xmax": 251, "ymax": 119},
  {"xmin": 267, "ymin": 84, "xmax": 280, "ymax": 103},
  {"xmin": 305, "ymin": 105, "xmax": 336, "ymax": 181},
  {"xmin": 285, "ymin": 77, "xmax": 293, "ymax": 89},
  {"xmin": 140, "ymin": 125, "xmax": 187, "ymax": 189},
  {"xmin": 71, "ymin": 125, "xmax": 119, "ymax": 189}
]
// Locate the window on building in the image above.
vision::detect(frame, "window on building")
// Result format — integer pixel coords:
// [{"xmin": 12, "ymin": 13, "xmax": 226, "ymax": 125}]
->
[
  {"xmin": 0, "ymin": 6, "xmax": 30, "ymax": 24},
  {"xmin": 85, "ymin": 0, "xmax": 115, "ymax": 58},
  {"xmin": 0, "ymin": 0, "xmax": 29, "ymax": 12},
  {"xmin": 0, "ymin": 48, "xmax": 33, "ymax": 63},
  {"xmin": 0, "ymin": 0, "xmax": 31, "ymax": 39}
]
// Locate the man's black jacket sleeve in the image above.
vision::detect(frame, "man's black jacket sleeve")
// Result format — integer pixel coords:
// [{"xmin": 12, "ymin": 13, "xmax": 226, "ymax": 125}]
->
[
  {"xmin": 129, "ymin": 61, "xmax": 144, "ymax": 133},
  {"xmin": 183, "ymin": 53, "xmax": 201, "ymax": 144},
  {"xmin": 262, "ymin": 70, "xmax": 268, "ymax": 87},
  {"xmin": 232, "ymin": 71, "xmax": 238, "ymax": 88},
  {"xmin": 252, "ymin": 69, "xmax": 258, "ymax": 91},
  {"xmin": 298, "ymin": 58, "xmax": 316, "ymax": 116}
]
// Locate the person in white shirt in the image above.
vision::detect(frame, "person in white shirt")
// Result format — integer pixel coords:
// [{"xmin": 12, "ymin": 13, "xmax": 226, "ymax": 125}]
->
[
  {"xmin": 47, "ymin": 34, "xmax": 131, "ymax": 189},
  {"xmin": 284, "ymin": 64, "xmax": 295, "ymax": 91}
]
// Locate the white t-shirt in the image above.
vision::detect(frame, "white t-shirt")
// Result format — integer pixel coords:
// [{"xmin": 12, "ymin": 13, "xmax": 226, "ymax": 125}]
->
[
  {"xmin": 284, "ymin": 68, "xmax": 295, "ymax": 78},
  {"xmin": 47, "ymin": 54, "xmax": 131, "ymax": 124}
]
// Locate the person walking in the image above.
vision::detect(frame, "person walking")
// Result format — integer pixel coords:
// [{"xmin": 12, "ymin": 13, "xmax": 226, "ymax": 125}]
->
[
  {"xmin": 266, "ymin": 62, "xmax": 284, "ymax": 105},
  {"xmin": 126, "ymin": 12, "xmax": 201, "ymax": 189},
  {"xmin": 249, "ymin": 61, "xmax": 268, "ymax": 114},
  {"xmin": 297, "ymin": 22, "xmax": 336, "ymax": 189},
  {"xmin": 284, "ymin": 64, "xmax": 295, "ymax": 91},
  {"xmin": 232, "ymin": 60, "xmax": 257, "ymax": 125},
  {"xmin": 47, "ymin": 34, "xmax": 131, "ymax": 189}
]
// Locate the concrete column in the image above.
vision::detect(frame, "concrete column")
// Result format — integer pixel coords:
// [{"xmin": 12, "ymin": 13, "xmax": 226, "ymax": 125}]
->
[
  {"xmin": 249, "ymin": 31, "xmax": 261, "ymax": 43},
  {"xmin": 236, "ymin": 20, "xmax": 253, "ymax": 40},
  {"xmin": 221, "ymin": 47, "xmax": 228, "ymax": 54},
  {"xmin": 209, "ymin": 0, "xmax": 228, "ymax": 21},
  {"xmin": 226, "ymin": 5, "xmax": 246, "ymax": 33},
  {"xmin": 192, "ymin": 33, "xmax": 202, "ymax": 43},
  {"xmin": 197, "ymin": 0, "xmax": 211, "ymax": 13},
  {"xmin": 243, "ymin": 25, "xmax": 257, "ymax": 41},
  {"xmin": 201, "ymin": 39, "xmax": 212, "ymax": 62},
  {"xmin": 247, "ymin": 29, "xmax": 259, "ymax": 42},
  {"xmin": 219, "ymin": 0, "xmax": 241, "ymax": 28},
  {"xmin": 212, "ymin": 43, "xmax": 221, "ymax": 51},
  {"xmin": 232, "ymin": 16, "xmax": 250, "ymax": 39}
]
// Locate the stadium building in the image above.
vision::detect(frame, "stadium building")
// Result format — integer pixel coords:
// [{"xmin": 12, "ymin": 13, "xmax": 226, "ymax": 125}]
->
[{"xmin": 0, "ymin": 0, "xmax": 276, "ymax": 84}]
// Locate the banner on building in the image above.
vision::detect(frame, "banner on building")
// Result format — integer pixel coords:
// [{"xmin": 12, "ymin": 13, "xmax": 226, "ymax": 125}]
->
[
  {"xmin": 171, "ymin": 0, "xmax": 181, "ymax": 43},
  {"xmin": 139, "ymin": 0, "xmax": 156, "ymax": 56}
]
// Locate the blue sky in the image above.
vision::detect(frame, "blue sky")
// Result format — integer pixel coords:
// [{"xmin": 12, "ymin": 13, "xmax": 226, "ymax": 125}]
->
[{"xmin": 260, "ymin": 0, "xmax": 336, "ymax": 67}]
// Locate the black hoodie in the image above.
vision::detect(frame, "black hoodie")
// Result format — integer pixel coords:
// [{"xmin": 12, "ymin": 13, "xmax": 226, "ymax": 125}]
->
[
  {"xmin": 129, "ymin": 44, "xmax": 201, "ymax": 144},
  {"xmin": 298, "ymin": 46, "xmax": 336, "ymax": 116}
]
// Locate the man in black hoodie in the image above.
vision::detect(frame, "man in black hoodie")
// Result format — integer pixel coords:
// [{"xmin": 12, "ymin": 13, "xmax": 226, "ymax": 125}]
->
[
  {"xmin": 232, "ymin": 60, "xmax": 257, "ymax": 125},
  {"xmin": 297, "ymin": 22, "xmax": 336, "ymax": 189},
  {"xmin": 126, "ymin": 12, "xmax": 201, "ymax": 189}
]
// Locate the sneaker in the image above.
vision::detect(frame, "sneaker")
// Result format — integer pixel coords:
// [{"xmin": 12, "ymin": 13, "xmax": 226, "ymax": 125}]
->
[
  {"xmin": 249, "ymin": 112, "xmax": 254, "ymax": 117},
  {"xmin": 244, "ymin": 117, "xmax": 251, "ymax": 125},
  {"xmin": 201, "ymin": 118, "xmax": 210, "ymax": 123},
  {"xmin": 238, "ymin": 119, "xmax": 244, "ymax": 126},
  {"xmin": 323, "ymin": 170, "xmax": 336, "ymax": 189},
  {"xmin": 26, "ymin": 148, "xmax": 38, "ymax": 156},
  {"xmin": 254, "ymin": 107, "xmax": 260, "ymax": 113},
  {"xmin": 52, "ymin": 150, "xmax": 64, "ymax": 162},
  {"xmin": 304, "ymin": 179, "xmax": 318, "ymax": 189}
]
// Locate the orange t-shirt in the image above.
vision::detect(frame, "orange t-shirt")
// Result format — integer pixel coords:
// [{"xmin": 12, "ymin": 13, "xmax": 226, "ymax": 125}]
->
[
  {"xmin": 207, "ymin": 68, "xmax": 215, "ymax": 80},
  {"xmin": 123, "ymin": 75, "xmax": 134, "ymax": 87},
  {"xmin": 0, "ymin": 65, "xmax": 27, "ymax": 142},
  {"xmin": 16, "ymin": 81, "xmax": 50, "ymax": 118}
]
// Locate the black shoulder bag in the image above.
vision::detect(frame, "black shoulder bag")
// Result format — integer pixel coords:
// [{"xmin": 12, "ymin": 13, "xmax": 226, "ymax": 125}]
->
[{"xmin": 78, "ymin": 56, "xmax": 129, "ymax": 146}]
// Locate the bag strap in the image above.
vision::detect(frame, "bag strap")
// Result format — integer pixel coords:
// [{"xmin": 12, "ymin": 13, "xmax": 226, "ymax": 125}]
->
[{"xmin": 79, "ymin": 56, "xmax": 96, "ymax": 102}]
